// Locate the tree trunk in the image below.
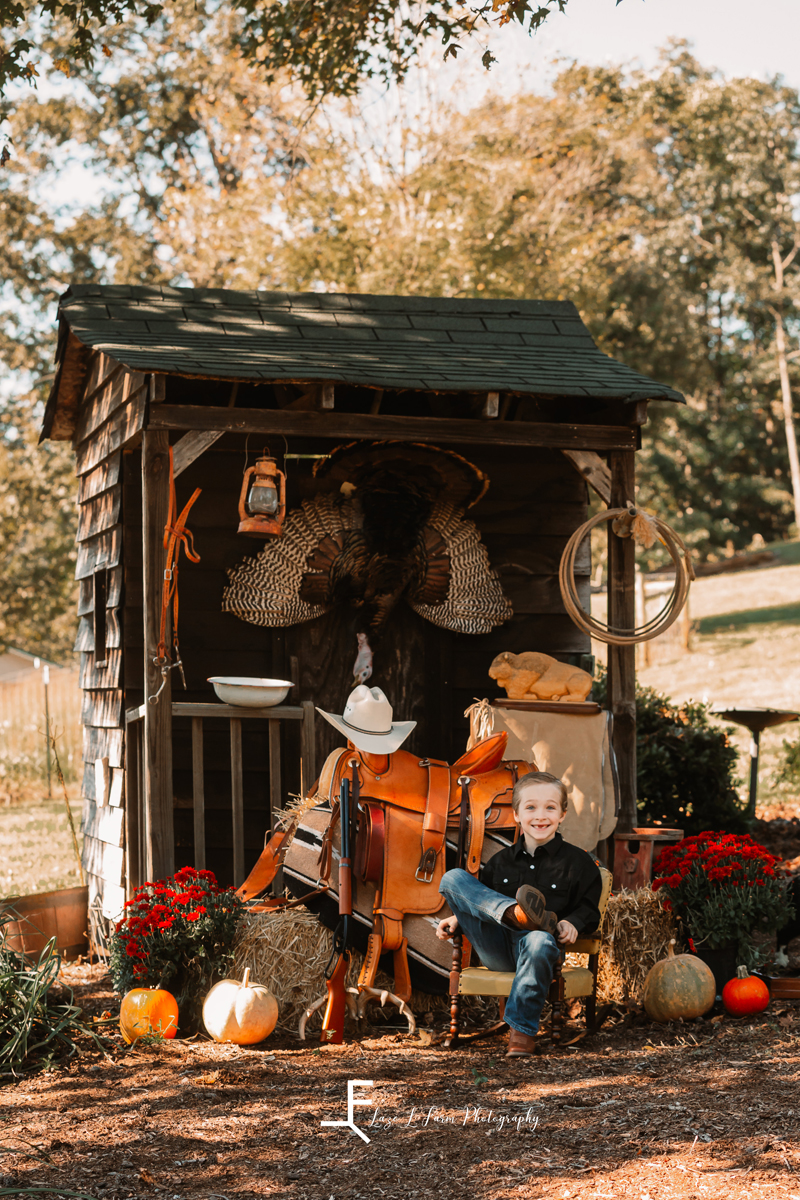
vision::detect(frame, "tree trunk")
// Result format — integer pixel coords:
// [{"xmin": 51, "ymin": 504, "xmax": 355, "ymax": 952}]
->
[
  {"xmin": 771, "ymin": 240, "xmax": 800, "ymax": 530},
  {"xmin": 774, "ymin": 314, "xmax": 800, "ymax": 530}
]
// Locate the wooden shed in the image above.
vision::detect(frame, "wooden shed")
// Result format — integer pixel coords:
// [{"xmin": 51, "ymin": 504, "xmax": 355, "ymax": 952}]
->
[{"xmin": 40, "ymin": 285, "xmax": 684, "ymax": 920}]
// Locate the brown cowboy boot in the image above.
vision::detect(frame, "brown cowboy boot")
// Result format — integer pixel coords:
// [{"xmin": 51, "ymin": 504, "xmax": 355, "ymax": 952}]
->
[
  {"xmin": 503, "ymin": 885, "xmax": 558, "ymax": 936},
  {"xmin": 506, "ymin": 1027, "xmax": 538, "ymax": 1057}
]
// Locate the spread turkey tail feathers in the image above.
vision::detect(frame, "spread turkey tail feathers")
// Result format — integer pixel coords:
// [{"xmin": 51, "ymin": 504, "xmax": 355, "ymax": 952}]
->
[
  {"xmin": 222, "ymin": 494, "xmax": 358, "ymax": 627},
  {"xmin": 409, "ymin": 501, "xmax": 513, "ymax": 633}
]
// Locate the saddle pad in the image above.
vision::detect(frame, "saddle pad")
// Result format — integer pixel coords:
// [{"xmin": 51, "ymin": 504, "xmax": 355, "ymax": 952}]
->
[{"xmin": 283, "ymin": 803, "xmax": 514, "ymax": 995}]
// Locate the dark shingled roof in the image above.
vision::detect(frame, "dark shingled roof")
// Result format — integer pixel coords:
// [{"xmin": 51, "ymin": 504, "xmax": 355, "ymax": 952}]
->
[{"xmin": 51, "ymin": 283, "xmax": 685, "ymax": 402}]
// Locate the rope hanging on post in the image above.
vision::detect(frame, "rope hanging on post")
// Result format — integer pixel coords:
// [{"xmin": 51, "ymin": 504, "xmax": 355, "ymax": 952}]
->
[{"xmin": 558, "ymin": 505, "xmax": 695, "ymax": 647}]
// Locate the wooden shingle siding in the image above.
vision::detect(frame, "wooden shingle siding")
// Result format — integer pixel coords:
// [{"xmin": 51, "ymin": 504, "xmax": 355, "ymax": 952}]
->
[
  {"xmin": 76, "ymin": 491, "xmax": 121, "ymax": 542},
  {"xmin": 74, "ymin": 397, "xmax": 147, "ymax": 476},
  {"xmin": 81, "ymin": 687, "xmax": 123, "ymax": 728},
  {"xmin": 82, "ymin": 725, "xmax": 124, "ymax": 769},
  {"xmin": 75, "ymin": 526, "xmax": 123, "ymax": 579},
  {"xmin": 82, "ymin": 800, "xmax": 124, "ymax": 844},
  {"xmin": 73, "ymin": 369, "xmax": 147, "ymax": 445},
  {"xmin": 78, "ymin": 451, "xmax": 121, "ymax": 503},
  {"xmin": 74, "ymin": 609, "xmax": 121, "ymax": 652},
  {"xmin": 79, "ymin": 649, "xmax": 122, "ymax": 691},
  {"xmin": 78, "ymin": 566, "xmax": 122, "ymax": 615},
  {"xmin": 82, "ymin": 836, "xmax": 124, "ymax": 887}
]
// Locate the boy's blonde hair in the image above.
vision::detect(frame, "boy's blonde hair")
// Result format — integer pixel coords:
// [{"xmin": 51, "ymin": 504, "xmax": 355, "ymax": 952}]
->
[{"xmin": 512, "ymin": 771, "xmax": 568, "ymax": 814}]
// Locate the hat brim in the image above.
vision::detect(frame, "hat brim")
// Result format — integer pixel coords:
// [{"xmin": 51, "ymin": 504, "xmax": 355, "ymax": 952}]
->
[{"xmin": 317, "ymin": 708, "xmax": 416, "ymax": 755}]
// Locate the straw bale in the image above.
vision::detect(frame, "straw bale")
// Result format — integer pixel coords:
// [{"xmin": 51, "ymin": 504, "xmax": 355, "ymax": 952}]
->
[
  {"xmin": 564, "ymin": 886, "xmax": 681, "ymax": 1004},
  {"xmin": 233, "ymin": 908, "xmax": 498, "ymax": 1033}
]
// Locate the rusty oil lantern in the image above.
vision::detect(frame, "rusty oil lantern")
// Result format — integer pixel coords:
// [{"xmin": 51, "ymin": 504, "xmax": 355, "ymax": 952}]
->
[{"xmin": 237, "ymin": 453, "xmax": 286, "ymax": 537}]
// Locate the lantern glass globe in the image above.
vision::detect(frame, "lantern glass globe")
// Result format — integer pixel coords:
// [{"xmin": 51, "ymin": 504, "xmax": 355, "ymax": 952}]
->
[{"xmin": 248, "ymin": 482, "xmax": 279, "ymax": 515}]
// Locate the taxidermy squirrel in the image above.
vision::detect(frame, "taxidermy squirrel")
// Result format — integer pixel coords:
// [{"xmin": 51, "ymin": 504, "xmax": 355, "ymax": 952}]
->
[{"xmin": 489, "ymin": 651, "xmax": 592, "ymax": 703}]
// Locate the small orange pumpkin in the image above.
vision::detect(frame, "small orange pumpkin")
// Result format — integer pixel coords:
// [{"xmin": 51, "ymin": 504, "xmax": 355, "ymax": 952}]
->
[
  {"xmin": 120, "ymin": 987, "xmax": 179, "ymax": 1043},
  {"xmin": 722, "ymin": 966, "xmax": 770, "ymax": 1017},
  {"xmin": 642, "ymin": 940, "xmax": 716, "ymax": 1022}
]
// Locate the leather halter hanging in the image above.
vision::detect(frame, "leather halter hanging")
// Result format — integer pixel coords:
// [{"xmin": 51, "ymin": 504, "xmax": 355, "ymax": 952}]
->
[{"xmin": 150, "ymin": 447, "xmax": 201, "ymax": 705}]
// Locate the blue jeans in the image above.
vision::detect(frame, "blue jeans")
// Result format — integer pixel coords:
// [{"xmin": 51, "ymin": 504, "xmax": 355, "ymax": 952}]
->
[{"xmin": 439, "ymin": 867, "xmax": 561, "ymax": 1038}]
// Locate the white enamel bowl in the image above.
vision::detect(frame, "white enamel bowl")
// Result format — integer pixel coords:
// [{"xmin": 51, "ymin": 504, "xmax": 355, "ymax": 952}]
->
[{"xmin": 208, "ymin": 677, "xmax": 293, "ymax": 707}]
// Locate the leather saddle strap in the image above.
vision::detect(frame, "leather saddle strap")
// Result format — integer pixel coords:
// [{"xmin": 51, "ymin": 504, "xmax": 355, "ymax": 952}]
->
[
  {"xmin": 416, "ymin": 759, "xmax": 451, "ymax": 882},
  {"xmin": 466, "ymin": 778, "xmax": 497, "ymax": 876},
  {"xmin": 358, "ymin": 931, "xmax": 383, "ymax": 990},
  {"xmin": 315, "ymin": 748, "xmax": 352, "ymax": 880},
  {"xmin": 236, "ymin": 813, "xmax": 301, "ymax": 900},
  {"xmin": 392, "ymin": 939, "xmax": 412, "ymax": 1003}
]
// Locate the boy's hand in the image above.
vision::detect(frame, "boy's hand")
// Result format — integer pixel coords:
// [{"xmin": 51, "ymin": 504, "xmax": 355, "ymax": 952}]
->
[
  {"xmin": 436, "ymin": 915, "xmax": 460, "ymax": 941},
  {"xmin": 556, "ymin": 920, "xmax": 578, "ymax": 945}
]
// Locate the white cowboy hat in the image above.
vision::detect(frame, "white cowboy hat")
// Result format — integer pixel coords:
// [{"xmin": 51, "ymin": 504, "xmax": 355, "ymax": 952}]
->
[{"xmin": 317, "ymin": 685, "xmax": 416, "ymax": 755}]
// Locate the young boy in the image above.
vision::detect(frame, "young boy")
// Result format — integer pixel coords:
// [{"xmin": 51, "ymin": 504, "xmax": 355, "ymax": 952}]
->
[{"xmin": 437, "ymin": 770, "xmax": 602, "ymax": 1058}]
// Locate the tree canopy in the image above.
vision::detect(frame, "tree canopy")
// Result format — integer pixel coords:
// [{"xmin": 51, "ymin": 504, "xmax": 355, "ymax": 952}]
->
[
  {"xmin": 1, "ymin": 0, "xmax": 578, "ymax": 102},
  {"xmin": 2, "ymin": 14, "xmax": 800, "ymax": 654}
]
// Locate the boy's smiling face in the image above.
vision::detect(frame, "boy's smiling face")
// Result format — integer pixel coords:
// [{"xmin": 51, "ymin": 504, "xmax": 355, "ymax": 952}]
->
[{"xmin": 513, "ymin": 782, "xmax": 566, "ymax": 850}]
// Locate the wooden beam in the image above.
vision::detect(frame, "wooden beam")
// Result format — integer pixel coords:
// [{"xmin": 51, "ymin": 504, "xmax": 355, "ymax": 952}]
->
[
  {"xmin": 142, "ymin": 429, "xmax": 175, "ymax": 881},
  {"xmin": 606, "ymin": 450, "xmax": 637, "ymax": 835},
  {"xmin": 148, "ymin": 405, "xmax": 638, "ymax": 451},
  {"xmin": 562, "ymin": 449, "xmax": 612, "ymax": 505},
  {"xmin": 124, "ymin": 719, "xmax": 141, "ymax": 896},
  {"xmin": 149, "ymin": 374, "xmax": 166, "ymax": 404},
  {"xmin": 230, "ymin": 718, "xmax": 244, "ymax": 885},
  {"xmin": 171, "ymin": 702, "xmax": 304, "ymax": 720},
  {"xmin": 172, "ymin": 430, "xmax": 224, "ymax": 477},
  {"xmin": 192, "ymin": 717, "xmax": 206, "ymax": 870},
  {"xmin": 301, "ymin": 700, "xmax": 316, "ymax": 797},
  {"xmin": 268, "ymin": 719, "xmax": 281, "ymax": 824}
]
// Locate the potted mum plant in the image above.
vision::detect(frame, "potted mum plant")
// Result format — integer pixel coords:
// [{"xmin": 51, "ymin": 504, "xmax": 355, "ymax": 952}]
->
[
  {"xmin": 652, "ymin": 832, "xmax": 794, "ymax": 989},
  {"xmin": 109, "ymin": 866, "xmax": 244, "ymax": 1033}
]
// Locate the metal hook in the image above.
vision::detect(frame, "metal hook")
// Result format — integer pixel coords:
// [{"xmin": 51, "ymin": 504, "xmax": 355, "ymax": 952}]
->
[{"xmin": 148, "ymin": 658, "xmax": 171, "ymax": 706}]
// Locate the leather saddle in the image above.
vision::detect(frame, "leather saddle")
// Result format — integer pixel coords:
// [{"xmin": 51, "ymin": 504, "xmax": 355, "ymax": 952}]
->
[{"xmin": 238, "ymin": 732, "xmax": 535, "ymax": 1002}]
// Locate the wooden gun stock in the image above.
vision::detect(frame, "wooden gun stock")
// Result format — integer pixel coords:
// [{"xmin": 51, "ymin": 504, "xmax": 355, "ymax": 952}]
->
[{"xmin": 320, "ymin": 950, "xmax": 348, "ymax": 1044}]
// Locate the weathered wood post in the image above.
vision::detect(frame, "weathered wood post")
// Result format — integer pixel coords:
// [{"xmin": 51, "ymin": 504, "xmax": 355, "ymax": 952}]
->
[
  {"xmin": 142, "ymin": 423, "xmax": 175, "ymax": 880},
  {"xmin": 607, "ymin": 449, "xmax": 637, "ymax": 835}
]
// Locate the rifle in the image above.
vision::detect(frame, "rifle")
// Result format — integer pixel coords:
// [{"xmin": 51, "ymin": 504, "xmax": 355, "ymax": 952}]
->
[
  {"xmin": 444, "ymin": 774, "xmax": 472, "ymax": 1049},
  {"xmin": 320, "ymin": 771, "xmax": 353, "ymax": 1044}
]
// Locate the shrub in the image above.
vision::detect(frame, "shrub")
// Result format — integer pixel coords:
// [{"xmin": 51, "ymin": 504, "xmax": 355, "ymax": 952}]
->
[
  {"xmin": 593, "ymin": 669, "xmax": 747, "ymax": 835},
  {"xmin": 774, "ymin": 732, "xmax": 800, "ymax": 790},
  {"xmin": 109, "ymin": 866, "xmax": 243, "ymax": 1034}
]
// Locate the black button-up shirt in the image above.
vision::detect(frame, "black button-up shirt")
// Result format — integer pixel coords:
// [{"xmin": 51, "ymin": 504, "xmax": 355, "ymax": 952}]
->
[{"xmin": 480, "ymin": 832, "xmax": 602, "ymax": 934}]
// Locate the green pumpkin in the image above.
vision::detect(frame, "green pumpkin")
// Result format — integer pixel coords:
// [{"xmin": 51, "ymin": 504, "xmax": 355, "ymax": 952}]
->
[{"xmin": 642, "ymin": 940, "xmax": 716, "ymax": 1022}]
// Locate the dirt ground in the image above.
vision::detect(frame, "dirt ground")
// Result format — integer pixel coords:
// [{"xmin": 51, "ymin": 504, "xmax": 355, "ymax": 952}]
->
[
  {"xmin": 3, "ymin": 970, "xmax": 800, "ymax": 1200},
  {"xmin": 5, "ymin": 807, "xmax": 800, "ymax": 1200}
]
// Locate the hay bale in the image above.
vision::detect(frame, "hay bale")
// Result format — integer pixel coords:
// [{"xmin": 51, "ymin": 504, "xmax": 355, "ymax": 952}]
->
[
  {"xmin": 233, "ymin": 909, "xmax": 499, "ymax": 1032},
  {"xmin": 568, "ymin": 886, "xmax": 680, "ymax": 1004}
]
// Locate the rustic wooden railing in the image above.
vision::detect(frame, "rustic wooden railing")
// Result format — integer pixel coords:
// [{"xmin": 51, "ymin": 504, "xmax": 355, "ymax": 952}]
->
[{"xmin": 125, "ymin": 700, "xmax": 315, "ymax": 893}]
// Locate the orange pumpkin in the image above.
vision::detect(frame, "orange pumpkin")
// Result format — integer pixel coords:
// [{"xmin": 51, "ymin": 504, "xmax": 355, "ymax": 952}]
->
[
  {"xmin": 120, "ymin": 987, "xmax": 179, "ymax": 1043},
  {"xmin": 642, "ymin": 940, "xmax": 716, "ymax": 1022},
  {"xmin": 722, "ymin": 967, "xmax": 770, "ymax": 1017}
]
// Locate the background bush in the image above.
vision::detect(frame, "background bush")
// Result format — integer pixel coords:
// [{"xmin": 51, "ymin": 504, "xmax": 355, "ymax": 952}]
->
[{"xmin": 593, "ymin": 670, "xmax": 747, "ymax": 835}]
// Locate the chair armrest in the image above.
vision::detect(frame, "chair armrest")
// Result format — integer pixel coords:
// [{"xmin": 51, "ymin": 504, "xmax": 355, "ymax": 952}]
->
[{"xmin": 572, "ymin": 932, "xmax": 603, "ymax": 955}]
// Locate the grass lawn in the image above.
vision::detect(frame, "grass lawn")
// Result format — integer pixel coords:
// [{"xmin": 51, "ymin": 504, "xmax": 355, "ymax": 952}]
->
[{"xmin": 0, "ymin": 797, "xmax": 83, "ymax": 899}]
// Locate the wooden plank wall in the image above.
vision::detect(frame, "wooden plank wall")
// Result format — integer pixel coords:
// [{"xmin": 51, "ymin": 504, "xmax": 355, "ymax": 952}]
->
[
  {"xmin": 117, "ymin": 433, "xmax": 590, "ymax": 891},
  {"xmin": 74, "ymin": 353, "xmax": 148, "ymax": 919}
]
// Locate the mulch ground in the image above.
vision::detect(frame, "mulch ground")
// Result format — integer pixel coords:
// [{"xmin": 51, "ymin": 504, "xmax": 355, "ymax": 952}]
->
[
  {"xmin": 5, "ymin": 811, "xmax": 800, "ymax": 1200},
  {"xmin": 4, "ymin": 972, "xmax": 800, "ymax": 1199}
]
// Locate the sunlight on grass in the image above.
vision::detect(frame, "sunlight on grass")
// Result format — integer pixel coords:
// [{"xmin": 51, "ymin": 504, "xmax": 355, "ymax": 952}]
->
[{"xmin": 0, "ymin": 799, "xmax": 83, "ymax": 898}]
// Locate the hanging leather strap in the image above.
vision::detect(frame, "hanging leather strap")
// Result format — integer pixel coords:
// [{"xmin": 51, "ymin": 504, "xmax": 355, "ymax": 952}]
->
[
  {"xmin": 415, "ymin": 758, "xmax": 451, "ymax": 882},
  {"xmin": 156, "ymin": 447, "xmax": 201, "ymax": 666}
]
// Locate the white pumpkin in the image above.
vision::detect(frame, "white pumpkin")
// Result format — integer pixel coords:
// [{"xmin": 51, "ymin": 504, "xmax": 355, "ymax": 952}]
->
[{"xmin": 202, "ymin": 968, "xmax": 279, "ymax": 1045}]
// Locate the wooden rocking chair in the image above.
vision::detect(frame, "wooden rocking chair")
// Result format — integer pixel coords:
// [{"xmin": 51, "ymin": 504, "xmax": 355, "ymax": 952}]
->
[{"xmin": 446, "ymin": 865, "xmax": 614, "ymax": 1047}]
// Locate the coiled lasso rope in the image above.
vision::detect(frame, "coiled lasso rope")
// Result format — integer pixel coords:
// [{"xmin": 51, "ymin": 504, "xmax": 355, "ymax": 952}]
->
[{"xmin": 558, "ymin": 505, "xmax": 695, "ymax": 647}]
